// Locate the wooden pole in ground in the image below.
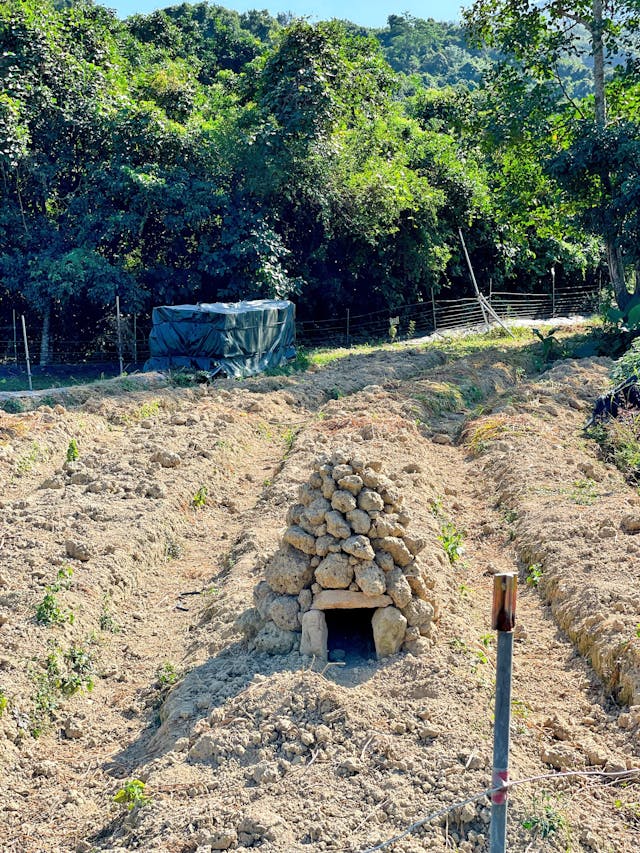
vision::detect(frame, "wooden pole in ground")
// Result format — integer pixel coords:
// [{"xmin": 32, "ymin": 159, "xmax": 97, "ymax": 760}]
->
[
  {"xmin": 490, "ymin": 573, "xmax": 517, "ymax": 853},
  {"xmin": 431, "ymin": 288, "xmax": 437, "ymax": 332},
  {"xmin": 133, "ymin": 313, "xmax": 138, "ymax": 364},
  {"xmin": 20, "ymin": 314, "xmax": 32, "ymax": 392},
  {"xmin": 551, "ymin": 265, "xmax": 556, "ymax": 317},
  {"xmin": 346, "ymin": 309, "xmax": 350, "ymax": 348},
  {"xmin": 12, "ymin": 309, "xmax": 18, "ymax": 363},
  {"xmin": 116, "ymin": 296, "xmax": 124, "ymax": 376},
  {"xmin": 479, "ymin": 294, "xmax": 515, "ymax": 338},
  {"xmin": 459, "ymin": 228, "xmax": 489, "ymax": 328}
]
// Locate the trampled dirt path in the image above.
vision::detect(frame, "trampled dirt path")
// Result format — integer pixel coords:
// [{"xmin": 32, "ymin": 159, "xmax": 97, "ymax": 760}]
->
[{"xmin": 1, "ymin": 331, "xmax": 640, "ymax": 853}]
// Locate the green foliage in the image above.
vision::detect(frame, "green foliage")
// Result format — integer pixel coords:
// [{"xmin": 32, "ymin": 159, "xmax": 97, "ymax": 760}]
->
[
  {"xmin": 31, "ymin": 642, "xmax": 94, "ymax": 736},
  {"xmin": 35, "ymin": 591, "xmax": 73, "ymax": 626},
  {"xmin": 66, "ymin": 438, "xmax": 79, "ymax": 462},
  {"xmin": 611, "ymin": 339, "xmax": 640, "ymax": 383},
  {"xmin": 0, "ymin": 690, "xmax": 7, "ymax": 716},
  {"xmin": 532, "ymin": 328, "xmax": 563, "ymax": 362},
  {"xmin": 438, "ymin": 521, "xmax": 465, "ymax": 564},
  {"xmin": 156, "ymin": 661, "xmax": 178, "ymax": 687},
  {"xmin": 192, "ymin": 485, "xmax": 208, "ymax": 508},
  {"xmin": 526, "ymin": 563, "xmax": 543, "ymax": 588},
  {"xmin": 522, "ymin": 792, "xmax": 566, "ymax": 839},
  {"xmin": 114, "ymin": 779, "xmax": 152, "ymax": 811}
]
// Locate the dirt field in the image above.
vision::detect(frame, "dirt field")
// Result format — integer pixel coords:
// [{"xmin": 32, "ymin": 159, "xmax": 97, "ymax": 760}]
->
[{"xmin": 1, "ymin": 326, "xmax": 640, "ymax": 853}]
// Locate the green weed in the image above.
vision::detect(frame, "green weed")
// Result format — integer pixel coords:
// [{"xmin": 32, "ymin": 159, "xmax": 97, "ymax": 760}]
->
[
  {"xmin": 568, "ymin": 478, "xmax": 598, "ymax": 505},
  {"xmin": 156, "ymin": 661, "xmax": 178, "ymax": 687},
  {"xmin": 30, "ymin": 643, "xmax": 94, "ymax": 736},
  {"xmin": 16, "ymin": 441, "xmax": 45, "ymax": 475},
  {"xmin": 522, "ymin": 793, "xmax": 566, "ymax": 839},
  {"xmin": 192, "ymin": 486, "xmax": 208, "ymax": 508},
  {"xmin": 99, "ymin": 598, "xmax": 120, "ymax": 634},
  {"xmin": 114, "ymin": 779, "xmax": 152, "ymax": 811},
  {"xmin": 526, "ymin": 563, "xmax": 544, "ymax": 587},
  {"xmin": 0, "ymin": 690, "xmax": 7, "ymax": 716},
  {"xmin": 35, "ymin": 591, "xmax": 74, "ymax": 627},
  {"xmin": 66, "ymin": 438, "xmax": 79, "ymax": 462},
  {"xmin": 438, "ymin": 521, "xmax": 465, "ymax": 564},
  {"xmin": 282, "ymin": 427, "xmax": 298, "ymax": 455}
]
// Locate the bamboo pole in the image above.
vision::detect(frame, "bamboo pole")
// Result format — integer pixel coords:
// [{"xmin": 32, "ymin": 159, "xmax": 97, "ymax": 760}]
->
[
  {"xmin": 459, "ymin": 228, "xmax": 489, "ymax": 327},
  {"xmin": 490, "ymin": 574, "xmax": 517, "ymax": 853},
  {"xmin": 21, "ymin": 314, "xmax": 32, "ymax": 392}
]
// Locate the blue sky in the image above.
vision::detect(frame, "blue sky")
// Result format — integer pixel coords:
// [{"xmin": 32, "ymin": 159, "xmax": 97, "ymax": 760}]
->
[{"xmin": 105, "ymin": 1, "xmax": 465, "ymax": 28}]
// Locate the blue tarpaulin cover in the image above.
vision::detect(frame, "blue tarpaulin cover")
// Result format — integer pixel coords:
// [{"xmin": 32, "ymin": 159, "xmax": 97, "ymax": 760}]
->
[{"xmin": 144, "ymin": 299, "xmax": 296, "ymax": 378}]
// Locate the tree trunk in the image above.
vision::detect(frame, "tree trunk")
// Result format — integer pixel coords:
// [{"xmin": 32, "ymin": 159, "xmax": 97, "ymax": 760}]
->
[
  {"xmin": 39, "ymin": 302, "xmax": 51, "ymax": 366},
  {"xmin": 591, "ymin": 0, "xmax": 606, "ymax": 129},
  {"xmin": 606, "ymin": 239, "xmax": 630, "ymax": 310}
]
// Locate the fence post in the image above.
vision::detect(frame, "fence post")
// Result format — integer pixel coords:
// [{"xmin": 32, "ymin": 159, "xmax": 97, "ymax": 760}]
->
[
  {"xmin": 133, "ymin": 314, "xmax": 138, "ymax": 364},
  {"xmin": 490, "ymin": 573, "xmax": 517, "ymax": 853},
  {"xmin": 13, "ymin": 309, "xmax": 18, "ymax": 364},
  {"xmin": 551, "ymin": 265, "xmax": 556, "ymax": 317},
  {"xmin": 431, "ymin": 288, "xmax": 437, "ymax": 333},
  {"xmin": 21, "ymin": 315, "xmax": 33, "ymax": 392},
  {"xmin": 116, "ymin": 296, "xmax": 124, "ymax": 376},
  {"xmin": 346, "ymin": 309, "xmax": 350, "ymax": 348}
]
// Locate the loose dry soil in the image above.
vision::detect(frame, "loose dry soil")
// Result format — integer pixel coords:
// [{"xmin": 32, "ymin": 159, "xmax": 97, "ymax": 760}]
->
[{"xmin": 2, "ymin": 326, "xmax": 640, "ymax": 853}]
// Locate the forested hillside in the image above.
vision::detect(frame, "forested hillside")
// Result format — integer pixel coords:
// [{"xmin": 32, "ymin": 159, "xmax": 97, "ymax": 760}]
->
[{"xmin": 0, "ymin": 0, "xmax": 638, "ymax": 357}]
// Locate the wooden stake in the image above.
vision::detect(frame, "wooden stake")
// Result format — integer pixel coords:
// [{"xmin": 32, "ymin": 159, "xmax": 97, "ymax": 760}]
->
[
  {"xmin": 21, "ymin": 314, "xmax": 32, "ymax": 392},
  {"xmin": 490, "ymin": 573, "xmax": 517, "ymax": 853},
  {"xmin": 431, "ymin": 287, "xmax": 437, "ymax": 332},
  {"xmin": 116, "ymin": 296, "xmax": 124, "ymax": 376},
  {"xmin": 133, "ymin": 313, "xmax": 138, "ymax": 364},
  {"xmin": 346, "ymin": 308, "xmax": 350, "ymax": 348}
]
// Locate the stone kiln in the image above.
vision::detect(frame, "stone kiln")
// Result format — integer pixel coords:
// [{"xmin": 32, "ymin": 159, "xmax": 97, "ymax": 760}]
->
[{"xmin": 241, "ymin": 449, "xmax": 437, "ymax": 660}]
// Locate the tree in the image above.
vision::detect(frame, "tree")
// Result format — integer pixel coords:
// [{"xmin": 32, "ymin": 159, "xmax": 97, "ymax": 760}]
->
[{"xmin": 465, "ymin": 0, "xmax": 640, "ymax": 308}]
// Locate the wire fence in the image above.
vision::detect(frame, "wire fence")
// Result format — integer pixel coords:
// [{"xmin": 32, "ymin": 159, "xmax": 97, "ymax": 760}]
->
[
  {"xmin": 0, "ymin": 284, "xmax": 601, "ymax": 372},
  {"xmin": 296, "ymin": 284, "xmax": 601, "ymax": 346}
]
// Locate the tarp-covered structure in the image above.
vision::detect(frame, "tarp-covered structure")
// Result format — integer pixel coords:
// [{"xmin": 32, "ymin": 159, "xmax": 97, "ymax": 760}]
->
[{"xmin": 144, "ymin": 300, "xmax": 296, "ymax": 378}]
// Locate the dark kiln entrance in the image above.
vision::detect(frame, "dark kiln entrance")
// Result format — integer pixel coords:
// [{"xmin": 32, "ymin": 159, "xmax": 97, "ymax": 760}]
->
[{"xmin": 325, "ymin": 609, "xmax": 376, "ymax": 661}]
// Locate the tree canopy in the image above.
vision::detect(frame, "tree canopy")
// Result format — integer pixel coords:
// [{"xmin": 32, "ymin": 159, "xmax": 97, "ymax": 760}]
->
[{"xmin": 0, "ymin": 1, "xmax": 638, "ymax": 358}]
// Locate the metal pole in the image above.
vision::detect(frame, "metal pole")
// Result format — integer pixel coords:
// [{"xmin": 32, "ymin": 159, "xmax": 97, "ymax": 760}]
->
[
  {"xmin": 490, "ymin": 573, "xmax": 517, "ymax": 853},
  {"xmin": 346, "ymin": 309, "xmax": 350, "ymax": 348},
  {"xmin": 21, "ymin": 315, "xmax": 32, "ymax": 392},
  {"xmin": 551, "ymin": 265, "xmax": 556, "ymax": 317},
  {"xmin": 431, "ymin": 288, "xmax": 437, "ymax": 332},
  {"xmin": 459, "ymin": 228, "xmax": 490, "ymax": 328},
  {"xmin": 116, "ymin": 296, "xmax": 124, "ymax": 376},
  {"xmin": 13, "ymin": 309, "xmax": 18, "ymax": 363}
]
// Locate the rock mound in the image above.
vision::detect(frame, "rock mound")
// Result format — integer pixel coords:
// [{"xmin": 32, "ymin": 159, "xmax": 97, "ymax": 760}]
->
[{"xmin": 240, "ymin": 449, "xmax": 438, "ymax": 659}]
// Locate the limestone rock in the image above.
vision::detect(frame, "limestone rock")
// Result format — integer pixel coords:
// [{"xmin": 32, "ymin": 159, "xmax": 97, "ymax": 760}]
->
[
  {"xmin": 252, "ymin": 622, "xmax": 299, "ymax": 654},
  {"xmin": 313, "ymin": 590, "xmax": 392, "ymax": 610},
  {"xmin": 331, "ymin": 490, "xmax": 357, "ymax": 513},
  {"xmin": 286, "ymin": 503, "xmax": 305, "ymax": 526},
  {"xmin": 282, "ymin": 525, "xmax": 317, "ymax": 555},
  {"xmin": 254, "ymin": 581, "xmax": 277, "ymax": 619},
  {"xmin": 332, "ymin": 463, "xmax": 353, "ymax": 480},
  {"xmin": 401, "ymin": 599, "xmax": 434, "ymax": 633},
  {"xmin": 346, "ymin": 509, "xmax": 371, "ymax": 535},
  {"xmin": 354, "ymin": 561, "xmax": 386, "ymax": 596},
  {"xmin": 370, "ymin": 515, "xmax": 405, "ymax": 538},
  {"xmin": 375, "ymin": 550, "xmax": 395, "ymax": 572},
  {"xmin": 315, "ymin": 534, "xmax": 339, "ymax": 557},
  {"xmin": 337, "ymin": 474, "xmax": 363, "ymax": 496},
  {"xmin": 386, "ymin": 568, "xmax": 413, "ymax": 609},
  {"xmin": 151, "ymin": 450, "xmax": 181, "ymax": 468},
  {"xmin": 403, "ymin": 535, "xmax": 427, "ymax": 556},
  {"xmin": 358, "ymin": 489, "xmax": 384, "ymax": 513},
  {"xmin": 300, "ymin": 610, "xmax": 328, "ymax": 659},
  {"xmin": 269, "ymin": 595, "xmax": 301, "ymax": 631},
  {"xmin": 303, "ymin": 497, "xmax": 331, "ymax": 527},
  {"xmin": 315, "ymin": 552, "xmax": 353, "ymax": 589},
  {"xmin": 621, "ymin": 515, "xmax": 640, "ymax": 535},
  {"xmin": 372, "ymin": 606, "xmax": 407, "ymax": 658},
  {"xmin": 264, "ymin": 545, "xmax": 313, "ymax": 595},
  {"xmin": 298, "ymin": 484, "xmax": 322, "ymax": 506},
  {"xmin": 342, "ymin": 535, "xmax": 375, "ymax": 561},
  {"xmin": 325, "ymin": 510, "xmax": 351, "ymax": 539},
  {"xmin": 378, "ymin": 536, "xmax": 413, "ymax": 567},
  {"xmin": 65, "ymin": 539, "xmax": 92, "ymax": 562}
]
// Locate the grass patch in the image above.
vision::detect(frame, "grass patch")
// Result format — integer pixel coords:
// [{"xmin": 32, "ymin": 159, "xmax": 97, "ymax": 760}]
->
[{"xmin": 588, "ymin": 415, "xmax": 640, "ymax": 484}]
